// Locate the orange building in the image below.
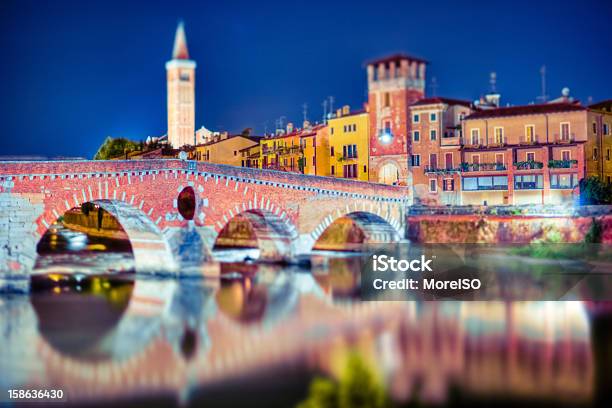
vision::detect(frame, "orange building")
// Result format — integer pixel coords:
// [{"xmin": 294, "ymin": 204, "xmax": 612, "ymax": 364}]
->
[
  {"xmin": 409, "ymin": 97, "xmax": 473, "ymax": 205},
  {"xmin": 260, "ymin": 130, "xmax": 303, "ymax": 172},
  {"xmin": 460, "ymin": 102, "xmax": 588, "ymax": 205},
  {"xmin": 585, "ymin": 100, "xmax": 612, "ymax": 182},
  {"xmin": 190, "ymin": 134, "xmax": 262, "ymax": 167}
]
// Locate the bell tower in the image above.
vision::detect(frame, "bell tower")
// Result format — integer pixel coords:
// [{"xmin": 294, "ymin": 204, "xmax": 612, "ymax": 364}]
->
[
  {"xmin": 366, "ymin": 54, "xmax": 426, "ymax": 184},
  {"xmin": 166, "ymin": 21, "xmax": 196, "ymax": 148}
]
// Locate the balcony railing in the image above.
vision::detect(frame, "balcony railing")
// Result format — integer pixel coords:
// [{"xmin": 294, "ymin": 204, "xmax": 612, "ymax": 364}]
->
[
  {"xmin": 553, "ymin": 133, "xmax": 576, "ymax": 143},
  {"xmin": 514, "ymin": 161, "xmax": 544, "ymax": 170},
  {"xmin": 460, "ymin": 162, "xmax": 507, "ymax": 172},
  {"xmin": 424, "ymin": 166, "xmax": 459, "ymax": 174},
  {"xmin": 549, "ymin": 159, "xmax": 578, "ymax": 169},
  {"xmin": 519, "ymin": 135, "xmax": 540, "ymax": 145}
]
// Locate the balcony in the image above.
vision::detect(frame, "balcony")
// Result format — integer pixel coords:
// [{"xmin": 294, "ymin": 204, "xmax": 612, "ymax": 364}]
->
[
  {"xmin": 513, "ymin": 161, "xmax": 544, "ymax": 170},
  {"xmin": 549, "ymin": 159, "xmax": 578, "ymax": 169},
  {"xmin": 553, "ymin": 133, "xmax": 576, "ymax": 144},
  {"xmin": 424, "ymin": 166, "xmax": 459, "ymax": 174},
  {"xmin": 518, "ymin": 135, "xmax": 540, "ymax": 145},
  {"xmin": 460, "ymin": 162, "xmax": 507, "ymax": 172}
]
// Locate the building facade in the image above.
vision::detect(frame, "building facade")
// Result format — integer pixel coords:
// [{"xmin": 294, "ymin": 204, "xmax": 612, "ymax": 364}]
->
[
  {"xmin": 166, "ymin": 22, "xmax": 196, "ymax": 148},
  {"xmin": 460, "ymin": 103, "xmax": 588, "ymax": 205},
  {"xmin": 409, "ymin": 98, "xmax": 472, "ymax": 205},
  {"xmin": 585, "ymin": 100, "xmax": 612, "ymax": 182},
  {"xmin": 300, "ymin": 124, "xmax": 330, "ymax": 176},
  {"xmin": 328, "ymin": 107, "xmax": 370, "ymax": 181},
  {"xmin": 366, "ymin": 54, "xmax": 426, "ymax": 185},
  {"xmin": 190, "ymin": 134, "xmax": 261, "ymax": 167}
]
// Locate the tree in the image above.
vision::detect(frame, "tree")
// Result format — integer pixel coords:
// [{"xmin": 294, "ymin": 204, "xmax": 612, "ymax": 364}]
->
[
  {"xmin": 93, "ymin": 137, "xmax": 140, "ymax": 160},
  {"xmin": 579, "ymin": 176, "xmax": 612, "ymax": 205}
]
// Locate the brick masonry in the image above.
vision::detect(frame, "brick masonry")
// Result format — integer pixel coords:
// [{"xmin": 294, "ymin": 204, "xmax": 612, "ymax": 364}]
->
[{"xmin": 0, "ymin": 159, "xmax": 409, "ymax": 288}]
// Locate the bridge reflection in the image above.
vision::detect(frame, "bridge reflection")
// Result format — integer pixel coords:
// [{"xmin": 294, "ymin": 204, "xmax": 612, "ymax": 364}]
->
[{"xmin": 0, "ymin": 260, "xmax": 598, "ymax": 406}]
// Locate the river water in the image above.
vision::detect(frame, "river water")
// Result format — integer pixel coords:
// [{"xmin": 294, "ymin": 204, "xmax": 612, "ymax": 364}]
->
[{"xmin": 0, "ymin": 224, "xmax": 610, "ymax": 407}]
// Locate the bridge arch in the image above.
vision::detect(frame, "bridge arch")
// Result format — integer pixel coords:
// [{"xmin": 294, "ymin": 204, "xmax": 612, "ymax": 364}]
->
[
  {"xmin": 213, "ymin": 208, "xmax": 298, "ymax": 262},
  {"xmin": 310, "ymin": 211, "xmax": 402, "ymax": 251},
  {"xmin": 39, "ymin": 199, "xmax": 177, "ymax": 275}
]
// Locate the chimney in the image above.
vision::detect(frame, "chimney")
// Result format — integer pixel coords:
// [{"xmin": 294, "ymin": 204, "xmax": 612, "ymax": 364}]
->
[
  {"xmin": 342, "ymin": 105, "xmax": 350, "ymax": 115},
  {"xmin": 286, "ymin": 122, "xmax": 294, "ymax": 134},
  {"xmin": 303, "ymin": 120, "xmax": 311, "ymax": 129},
  {"xmin": 336, "ymin": 108, "xmax": 342, "ymax": 118}
]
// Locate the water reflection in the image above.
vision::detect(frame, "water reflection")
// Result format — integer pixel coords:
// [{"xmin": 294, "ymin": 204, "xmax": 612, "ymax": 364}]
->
[{"xmin": 0, "ymin": 229, "xmax": 609, "ymax": 406}]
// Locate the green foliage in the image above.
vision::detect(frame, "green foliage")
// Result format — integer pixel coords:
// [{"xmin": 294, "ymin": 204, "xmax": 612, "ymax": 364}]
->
[
  {"xmin": 579, "ymin": 176, "xmax": 612, "ymax": 205},
  {"xmin": 548, "ymin": 159, "xmax": 578, "ymax": 168},
  {"xmin": 93, "ymin": 137, "xmax": 140, "ymax": 160},
  {"xmin": 585, "ymin": 218, "xmax": 603, "ymax": 244},
  {"xmin": 298, "ymin": 353, "xmax": 389, "ymax": 408},
  {"xmin": 513, "ymin": 160, "xmax": 543, "ymax": 170}
]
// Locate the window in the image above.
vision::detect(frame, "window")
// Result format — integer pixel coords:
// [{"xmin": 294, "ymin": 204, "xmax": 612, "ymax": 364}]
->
[
  {"xmin": 312, "ymin": 156, "xmax": 316, "ymax": 166},
  {"xmin": 331, "ymin": 127, "xmax": 334, "ymax": 135},
  {"xmin": 429, "ymin": 179, "xmax": 437, "ymax": 192},
  {"xmin": 384, "ymin": 121, "xmax": 392, "ymax": 134},
  {"xmin": 470, "ymin": 129, "xmax": 479, "ymax": 145},
  {"xmin": 551, "ymin": 174, "xmax": 578, "ymax": 189},
  {"xmin": 495, "ymin": 153, "xmax": 504, "ymax": 165},
  {"xmin": 343, "ymin": 125, "xmax": 347, "ymax": 132},
  {"xmin": 413, "ymin": 114, "xmax": 420, "ymax": 123},
  {"xmin": 472, "ymin": 155, "xmax": 480, "ymax": 164},
  {"xmin": 593, "ymin": 122, "xmax": 598, "ymax": 134},
  {"xmin": 604, "ymin": 123, "xmax": 610, "ymax": 135},
  {"xmin": 526, "ymin": 152, "xmax": 535, "ymax": 162},
  {"xmin": 234, "ymin": 150, "xmax": 237, "ymax": 156},
  {"xmin": 430, "ymin": 112, "xmax": 437, "ymax": 122},
  {"xmin": 562, "ymin": 150, "xmax": 571, "ymax": 161},
  {"xmin": 525, "ymin": 125, "xmax": 535, "ymax": 142},
  {"xmin": 608, "ymin": 149, "xmax": 611, "ymax": 161},
  {"xmin": 594, "ymin": 147, "xmax": 599, "ymax": 160},
  {"xmin": 353, "ymin": 124, "xmax": 357, "ymax": 131},
  {"xmin": 608, "ymin": 176, "xmax": 611, "ymax": 184},
  {"xmin": 384, "ymin": 92, "xmax": 391, "ymax": 108},
  {"xmin": 560, "ymin": 123, "xmax": 570, "ymax": 141},
  {"xmin": 363, "ymin": 165, "xmax": 367, "ymax": 173},
  {"xmin": 445, "ymin": 152, "xmax": 453, "ymax": 169},
  {"xmin": 331, "ymin": 146, "xmax": 335, "ymax": 156},
  {"xmin": 413, "ymin": 130, "xmax": 420, "ymax": 142},
  {"xmin": 343, "ymin": 164, "xmax": 358, "ymax": 178},
  {"xmin": 430, "ymin": 129, "xmax": 437, "ymax": 141},
  {"xmin": 514, "ymin": 174, "xmax": 543, "ymax": 189},
  {"xmin": 429, "ymin": 153, "xmax": 438, "ymax": 169},
  {"xmin": 494, "ymin": 127, "xmax": 504, "ymax": 144},
  {"xmin": 462, "ymin": 176, "xmax": 508, "ymax": 191},
  {"xmin": 180, "ymin": 71, "xmax": 190, "ymax": 81},
  {"xmin": 331, "ymin": 165, "xmax": 335, "ymax": 175},
  {"xmin": 443, "ymin": 179, "xmax": 454, "ymax": 191},
  {"xmin": 411, "ymin": 154, "xmax": 421, "ymax": 166}
]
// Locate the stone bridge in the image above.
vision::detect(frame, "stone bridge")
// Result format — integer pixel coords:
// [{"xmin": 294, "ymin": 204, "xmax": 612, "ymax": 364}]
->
[{"xmin": 0, "ymin": 159, "xmax": 409, "ymax": 283}]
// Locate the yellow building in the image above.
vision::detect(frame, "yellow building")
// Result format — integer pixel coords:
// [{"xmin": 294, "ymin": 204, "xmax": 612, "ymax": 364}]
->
[
  {"xmin": 301, "ymin": 124, "xmax": 330, "ymax": 176},
  {"xmin": 239, "ymin": 144, "xmax": 261, "ymax": 168},
  {"xmin": 190, "ymin": 134, "xmax": 261, "ymax": 167},
  {"xmin": 260, "ymin": 131, "xmax": 302, "ymax": 172},
  {"xmin": 327, "ymin": 107, "xmax": 370, "ymax": 181}
]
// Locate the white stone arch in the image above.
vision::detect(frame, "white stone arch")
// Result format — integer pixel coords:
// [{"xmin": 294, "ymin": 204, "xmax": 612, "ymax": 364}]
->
[
  {"xmin": 213, "ymin": 205, "xmax": 299, "ymax": 262},
  {"xmin": 308, "ymin": 206, "xmax": 403, "ymax": 251},
  {"xmin": 39, "ymin": 199, "xmax": 178, "ymax": 275}
]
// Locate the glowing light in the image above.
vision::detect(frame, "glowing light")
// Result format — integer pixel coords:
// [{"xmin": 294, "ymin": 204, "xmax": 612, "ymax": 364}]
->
[
  {"xmin": 379, "ymin": 131, "xmax": 393, "ymax": 144},
  {"xmin": 47, "ymin": 273, "xmax": 63, "ymax": 282}
]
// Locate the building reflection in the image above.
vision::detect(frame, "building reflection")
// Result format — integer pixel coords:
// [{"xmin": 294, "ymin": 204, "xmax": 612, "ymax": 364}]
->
[{"xmin": 0, "ymin": 257, "xmax": 600, "ymax": 406}]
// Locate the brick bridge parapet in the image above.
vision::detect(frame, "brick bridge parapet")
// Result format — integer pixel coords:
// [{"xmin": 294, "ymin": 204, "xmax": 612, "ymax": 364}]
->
[{"xmin": 1, "ymin": 159, "xmax": 410, "ymax": 289}]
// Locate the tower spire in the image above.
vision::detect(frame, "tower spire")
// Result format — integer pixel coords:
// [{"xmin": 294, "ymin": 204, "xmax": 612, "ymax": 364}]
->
[{"xmin": 172, "ymin": 21, "xmax": 190, "ymax": 60}]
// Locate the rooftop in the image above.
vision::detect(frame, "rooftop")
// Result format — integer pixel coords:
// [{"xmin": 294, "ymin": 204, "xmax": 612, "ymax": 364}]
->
[
  {"xmin": 464, "ymin": 102, "xmax": 585, "ymax": 120},
  {"xmin": 589, "ymin": 99, "xmax": 612, "ymax": 112},
  {"xmin": 365, "ymin": 52, "xmax": 428, "ymax": 66},
  {"xmin": 194, "ymin": 134, "xmax": 262, "ymax": 148},
  {"xmin": 411, "ymin": 97, "xmax": 472, "ymax": 108}
]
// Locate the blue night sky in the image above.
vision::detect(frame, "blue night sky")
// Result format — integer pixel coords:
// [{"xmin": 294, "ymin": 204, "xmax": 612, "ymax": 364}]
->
[{"xmin": 1, "ymin": 0, "xmax": 610, "ymax": 158}]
